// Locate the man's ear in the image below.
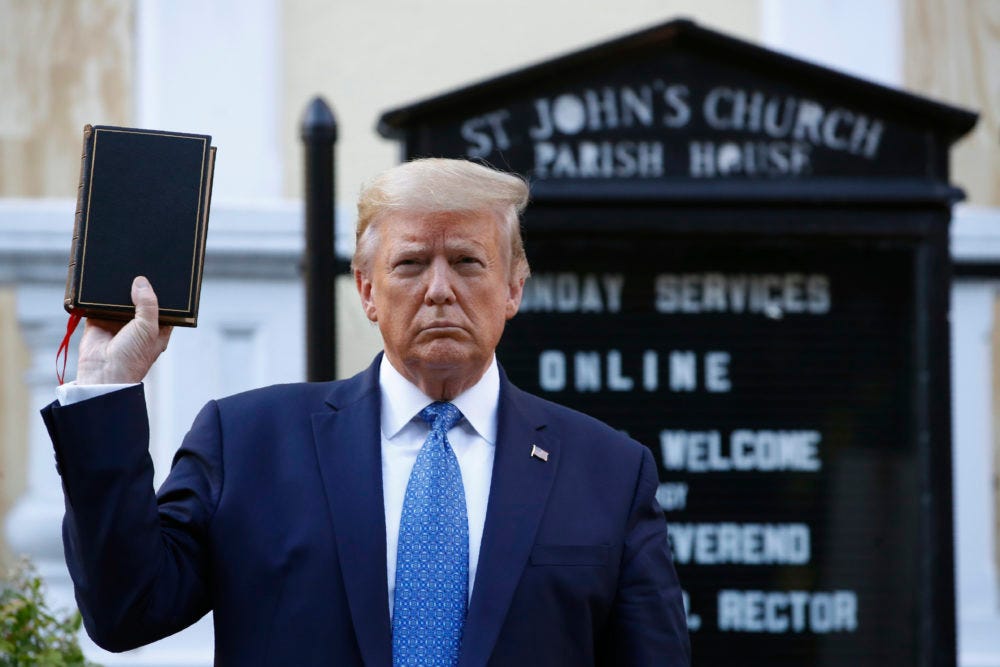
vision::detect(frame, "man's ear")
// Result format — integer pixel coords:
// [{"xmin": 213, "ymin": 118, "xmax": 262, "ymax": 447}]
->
[
  {"xmin": 355, "ymin": 270, "xmax": 378, "ymax": 322},
  {"xmin": 505, "ymin": 275, "xmax": 525, "ymax": 320}
]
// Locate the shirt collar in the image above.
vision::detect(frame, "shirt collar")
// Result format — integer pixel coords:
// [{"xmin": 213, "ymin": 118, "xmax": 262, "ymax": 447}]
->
[{"xmin": 379, "ymin": 355, "xmax": 499, "ymax": 445}]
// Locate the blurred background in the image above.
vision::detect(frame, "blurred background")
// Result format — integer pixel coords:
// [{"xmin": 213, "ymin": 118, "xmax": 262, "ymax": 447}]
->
[{"xmin": 0, "ymin": 0, "xmax": 996, "ymax": 664}]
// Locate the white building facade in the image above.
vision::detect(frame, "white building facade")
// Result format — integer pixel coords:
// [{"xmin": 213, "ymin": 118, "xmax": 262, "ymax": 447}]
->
[{"xmin": 1, "ymin": 1, "xmax": 996, "ymax": 664}]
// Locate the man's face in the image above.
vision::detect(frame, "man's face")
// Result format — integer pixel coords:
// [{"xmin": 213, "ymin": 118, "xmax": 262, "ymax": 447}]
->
[{"xmin": 356, "ymin": 210, "xmax": 524, "ymax": 397}]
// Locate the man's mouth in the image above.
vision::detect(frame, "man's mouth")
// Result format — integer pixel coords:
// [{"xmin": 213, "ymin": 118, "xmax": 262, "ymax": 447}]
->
[{"xmin": 420, "ymin": 323, "xmax": 466, "ymax": 335}]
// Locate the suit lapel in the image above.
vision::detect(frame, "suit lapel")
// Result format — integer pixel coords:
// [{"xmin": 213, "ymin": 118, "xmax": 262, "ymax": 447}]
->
[
  {"xmin": 459, "ymin": 376, "xmax": 559, "ymax": 667},
  {"xmin": 312, "ymin": 358, "xmax": 392, "ymax": 667}
]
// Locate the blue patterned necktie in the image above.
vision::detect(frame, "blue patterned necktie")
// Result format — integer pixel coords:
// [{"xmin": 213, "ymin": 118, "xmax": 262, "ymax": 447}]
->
[{"xmin": 392, "ymin": 402, "xmax": 468, "ymax": 667}]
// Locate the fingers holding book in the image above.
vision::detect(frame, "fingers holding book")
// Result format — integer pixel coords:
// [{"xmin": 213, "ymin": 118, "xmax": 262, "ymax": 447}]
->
[{"xmin": 76, "ymin": 276, "xmax": 174, "ymax": 385}]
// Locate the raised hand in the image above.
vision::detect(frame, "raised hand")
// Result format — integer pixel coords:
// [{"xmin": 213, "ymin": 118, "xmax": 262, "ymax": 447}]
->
[{"xmin": 76, "ymin": 276, "xmax": 174, "ymax": 385}]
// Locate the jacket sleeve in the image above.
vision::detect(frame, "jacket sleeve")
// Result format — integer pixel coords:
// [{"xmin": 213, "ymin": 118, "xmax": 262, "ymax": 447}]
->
[
  {"xmin": 607, "ymin": 445, "xmax": 691, "ymax": 665},
  {"xmin": 41, "ymin": 384, "xmax": 223, "ymax": 652}
]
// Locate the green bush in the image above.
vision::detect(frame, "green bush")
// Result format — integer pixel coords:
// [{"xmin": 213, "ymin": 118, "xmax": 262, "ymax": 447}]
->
[{"xmin": 0, "ymin": 558, "xmax": 100, "ymax": 666}]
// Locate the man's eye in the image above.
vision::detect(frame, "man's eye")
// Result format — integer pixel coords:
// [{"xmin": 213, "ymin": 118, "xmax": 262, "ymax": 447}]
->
[{"xmin": 392, "ymin": 259, "xmax": 423, "ymax": 273}]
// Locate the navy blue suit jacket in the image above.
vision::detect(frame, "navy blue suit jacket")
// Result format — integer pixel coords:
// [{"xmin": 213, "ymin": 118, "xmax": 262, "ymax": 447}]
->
[{"xmin": 43, "ymin": 356, "xmax": 689, "ymax": 666}]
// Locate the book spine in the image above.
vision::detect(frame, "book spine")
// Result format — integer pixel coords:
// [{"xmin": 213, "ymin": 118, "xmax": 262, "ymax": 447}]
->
[{"xmin": 64, "ymin": 124, "xmax": 94, "ymax": 313}]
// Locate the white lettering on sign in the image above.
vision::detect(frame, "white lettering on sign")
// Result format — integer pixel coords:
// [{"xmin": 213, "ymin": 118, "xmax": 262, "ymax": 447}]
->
[
  {"xmin": 659, "ymin": 429, "xmax": 822, "ymax": 472},
  {"xmin": 717, "ymin": 590, "xmax": 858, "ymax": 633},
  {"xmin": 528, "ymin": 83, "xmax": 691, "ymax": 139},
  {"xmin": 538, "ymin": 350, "xmax": 567, "ymax": 392},
  {"xmin": 533, "ymin": 141, "xmax": 664, "ymax": 178},
  {"xmin": 688, "ymin": 140, "xmax": 811, "ymax": 177},
  {"xmin": 527, "ymin": 85, "xmax": 677, "ymax": 179},
  {"xmin": 460, "ymin": 110, "xmax": 512, "ymax": 159},
  {"xmin": 459, "ymin": 81, "xmax": 887, "ymax": 180},
  {"xmin": 668, "ymin": 523, "xmax": 811, "ymax": 565},
  {"xmin": 681, "ymin": 591, "xmax": 702, "ymax": 632},
  {"xmin": 669, "ymin": 351, "xmax": 697, "ymax": 391},
  {"xmin": 642, "ymin": 350, "xmax": 658, "ymax": 391},
  {"xmin": 537, "ymin": 349, "xmax": 732, "ymax": 394},
  {"xmin": 691, "ymin": 86, "xmax": 883, "ymax": 176},
  {"xmin": 701, "ymin": 88, "xmax": 883, "ymax": 156},
  {"xmin": 520, "ymin": 273, "xmax": 624, "ymax": 313},
  {"xmin": 704, "ymin": 352, "xmax": 731, "ymax": 392},
  {"xmin": 654, "ymin": 273, "xmax": 830, "ymax": 317},
  {"xmin": 606, "ymin": 350, "xmax": 634, "ymax": 391},
  {"xmin": 656, "ymin": 482, "xmax": 689, "ymax": 511},
  {"xmin": 662, "ymin": 84, "xmax": 691, "ymax": 127}
]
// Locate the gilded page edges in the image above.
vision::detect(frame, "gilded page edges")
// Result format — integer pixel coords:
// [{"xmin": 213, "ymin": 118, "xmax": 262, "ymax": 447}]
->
[
  {"xmin": 189, "ymin": 145, "xmax": 217, "ymax": 328},
  {"xmin": 64, "ymin": 124, "xmax": 94, "ymax": 312}
]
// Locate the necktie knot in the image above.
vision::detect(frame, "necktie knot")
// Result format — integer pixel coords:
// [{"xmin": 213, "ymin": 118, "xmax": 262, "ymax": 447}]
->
[{"xmin": 419, "ymin": 401, "xmax": 463, "ymax": 434}]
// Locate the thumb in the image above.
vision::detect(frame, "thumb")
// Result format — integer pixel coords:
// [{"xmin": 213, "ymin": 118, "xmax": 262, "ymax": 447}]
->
[{"xmin": 131, "ymin": 275, "xmax": 159, "ymax": 324}]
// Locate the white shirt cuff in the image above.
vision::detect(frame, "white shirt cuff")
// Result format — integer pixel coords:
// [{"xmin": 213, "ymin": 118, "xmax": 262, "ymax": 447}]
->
[{"xmin": 56, "ymin": 381, "xmax": 139, "ymax": 406}]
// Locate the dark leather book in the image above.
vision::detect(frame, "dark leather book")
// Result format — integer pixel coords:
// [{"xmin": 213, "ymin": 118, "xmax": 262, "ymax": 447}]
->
[{"xmin": 65, "ymin": 124, "xmax": 217, "ymax": 327}]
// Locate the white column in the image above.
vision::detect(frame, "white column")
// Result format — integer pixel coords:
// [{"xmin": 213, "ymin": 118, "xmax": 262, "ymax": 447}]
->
[
  {"xmin": 951, "ymin": 281, "xmax": 1000, "ymax": 667},
  {"xmin": 951, "ymin": 206, "xmax": 1000, "ymax": 667},
  {"xmin": 4, "ymin": 294, "xmax": 78, "ymax": 613},
  {"xmin": 134, "ymin": 0, "xmax": 282, "ymax": 201},
  {"xmin": 1, "ymin": 197, "xmax": 303, "ymax": 667},
  {"xmin": 760, "ymin": 0, "xmax": 902, "ymax": 87}
]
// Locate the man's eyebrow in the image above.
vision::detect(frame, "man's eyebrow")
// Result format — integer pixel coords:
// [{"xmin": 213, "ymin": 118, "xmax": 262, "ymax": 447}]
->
[
  {"xmin": 446, "ymin": 238, "xmax": 488, "ymax": 252},
  {"xmin": 389, "ymin": 237, "xmax": 489, "ymax": 254},
  {"xmin": 389, "ymin": 240, "xmax": 430, "ymax": 253}
]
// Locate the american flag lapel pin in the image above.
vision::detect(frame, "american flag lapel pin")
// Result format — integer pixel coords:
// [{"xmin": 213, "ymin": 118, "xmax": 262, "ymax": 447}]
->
[{"xmin": 530, "ymin": 444, "xmax": 549, "ymax": 462}]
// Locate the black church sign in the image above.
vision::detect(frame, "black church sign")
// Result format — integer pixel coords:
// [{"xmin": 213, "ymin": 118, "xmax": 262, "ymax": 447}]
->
[{"xmin": 378, "ymin": 19, "xmax": 976, "ymax": 666}]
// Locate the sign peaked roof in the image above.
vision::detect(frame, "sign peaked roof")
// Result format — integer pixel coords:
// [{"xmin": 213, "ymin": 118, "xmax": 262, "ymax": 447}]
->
[
  {"xmin": 377, "ymin": 18, "xmax": 978, "ymax": 201},
  {"xmin": 379, "ymin": 19, "xmax": 976, "ymax": 139}
]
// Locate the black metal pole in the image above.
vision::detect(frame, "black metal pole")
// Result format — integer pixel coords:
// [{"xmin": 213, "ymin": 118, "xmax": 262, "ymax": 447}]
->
[{"xmin": 300, "ymin": 96, "xmax": 337, "ymax": 382}]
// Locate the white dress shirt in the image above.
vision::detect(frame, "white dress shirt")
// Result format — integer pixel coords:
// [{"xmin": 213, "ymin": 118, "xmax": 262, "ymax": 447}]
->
[
  {"xmin": 55, "ymin": 356, "xmax": 500, "ymax": 619},
  {"xmin": 379, "ymin": 355, "xmax": 497, "ymax": 618},
  {"xmin": 56, "ymin": 381, "xmax": 135, "ymax": 406}
]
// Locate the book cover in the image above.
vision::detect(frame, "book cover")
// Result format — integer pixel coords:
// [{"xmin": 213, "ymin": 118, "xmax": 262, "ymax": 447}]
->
[{"xmin": 65, "ymin": 124, "xmax": 217, "ymax": 326}]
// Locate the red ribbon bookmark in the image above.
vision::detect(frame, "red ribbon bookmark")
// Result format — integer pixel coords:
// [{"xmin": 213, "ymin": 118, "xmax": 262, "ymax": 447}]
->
[{"xmin": 56, "ymin": 313, "xmax": 82, "ymax": 385}]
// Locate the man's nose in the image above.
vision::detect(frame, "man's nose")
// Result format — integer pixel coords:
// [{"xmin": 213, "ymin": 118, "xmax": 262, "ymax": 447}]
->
[{"xmin": 425, "ymin": 258, "xmax": 456, "ymax": 304}]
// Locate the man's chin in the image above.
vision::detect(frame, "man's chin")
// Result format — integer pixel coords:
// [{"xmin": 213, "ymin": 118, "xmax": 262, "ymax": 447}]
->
[
  {"xmin": 416, "ymin": 347, "xmax": 472, "ymax": 369},
  {"xmin": 406, "ymin": 341, "xmax": 485, "ymax": 373}
]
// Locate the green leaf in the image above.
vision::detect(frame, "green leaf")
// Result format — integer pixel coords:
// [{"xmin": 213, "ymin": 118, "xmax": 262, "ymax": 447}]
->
[{"xmin": 0, "ymin": 558, "xmax": 102, "ymax": 667}]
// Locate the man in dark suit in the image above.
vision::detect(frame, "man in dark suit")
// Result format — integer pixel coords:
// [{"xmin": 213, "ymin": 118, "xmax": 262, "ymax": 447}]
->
[{"xmin": 43, "ymin": 159, "xmax": 690, "ymax": 665}]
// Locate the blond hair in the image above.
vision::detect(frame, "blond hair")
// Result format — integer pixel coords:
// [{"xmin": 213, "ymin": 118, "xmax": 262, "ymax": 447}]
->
[{"xmin": 353, "ymin": 158, "xmax": 530, "ymax": 280}]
